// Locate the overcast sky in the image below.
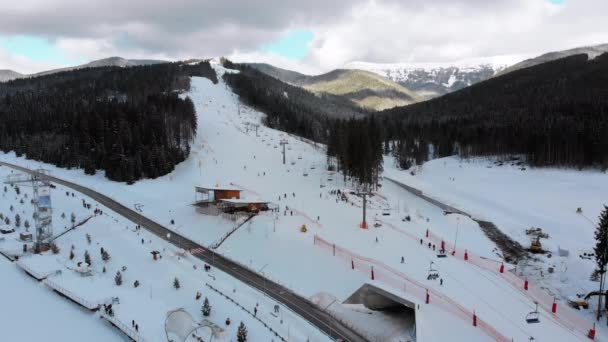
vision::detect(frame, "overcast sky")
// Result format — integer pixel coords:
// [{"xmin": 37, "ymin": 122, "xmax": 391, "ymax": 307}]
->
[{"xmin": 1, "ymin": 0, "xmax": 607, "ymax": 74}]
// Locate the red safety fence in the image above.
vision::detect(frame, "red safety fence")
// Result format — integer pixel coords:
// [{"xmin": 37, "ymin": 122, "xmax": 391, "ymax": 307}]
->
[
  {"xmin": 379, "ymin": 219, "xmax": 595, "ymax": 339},
  {"xmin": 313, "ymin": 235, "xmax": 511, "ymax": 342}
]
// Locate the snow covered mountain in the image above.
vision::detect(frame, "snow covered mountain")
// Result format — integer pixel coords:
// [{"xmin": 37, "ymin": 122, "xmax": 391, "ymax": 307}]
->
[
  {"xmin": 344, "ymin": 58, "xmax": 514, "ymax": 99},
  {"xmin": 0, "ymin": 57, "xmax": 167, "ymax": 82},
  {"xmin": 0, "ymin": 69, "xmax": 23, "ymax": 82},
  {"xmin": 499, "ymin": 43, "xmax": 608, "ymax": 75}
]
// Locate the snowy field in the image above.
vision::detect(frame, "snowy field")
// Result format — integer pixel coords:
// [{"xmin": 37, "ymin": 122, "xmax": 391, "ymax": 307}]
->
[{"xmin": 1, "ymin": 60, "xmax": 604, "ymax": 341}]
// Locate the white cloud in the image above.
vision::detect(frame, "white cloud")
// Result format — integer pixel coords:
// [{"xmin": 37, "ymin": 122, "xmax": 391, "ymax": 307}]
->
[{"xmin": 0, "ymin": 48, "xmax": 62, "ymax": 74}]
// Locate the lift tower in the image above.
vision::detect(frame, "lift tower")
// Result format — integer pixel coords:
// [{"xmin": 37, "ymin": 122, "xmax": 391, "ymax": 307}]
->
[{"xmin": 4, "ymin": 169, "xmax": 54, "ymax": 251}]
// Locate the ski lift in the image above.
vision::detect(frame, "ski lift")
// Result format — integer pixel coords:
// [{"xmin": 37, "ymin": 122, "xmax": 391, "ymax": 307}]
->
[
  {"xmin": 427, "ymin": 261, "xmax": 439, "ymax": 280},
  {"xmin": 526, "ymin": 302, "xmax": 540, "ymax": 324},
  {"xmin": 303, "ymin": 169, "xmax": 309, "ymax": 177},
  {"xmin": 382, "ymin": 209, "xmax": 390, "ymax": 216},
  {"xmin": 298, "ymin": 154, "xmax": 302, "ymax": 160},
  {"xmin": 437, "ymin": 249, "xmax": 447, "ymax": 258}
]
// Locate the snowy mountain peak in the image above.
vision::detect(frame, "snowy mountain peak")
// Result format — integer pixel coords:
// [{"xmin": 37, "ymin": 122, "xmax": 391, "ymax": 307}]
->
[{"xmin": 344, "ymin": 55, "xmax": 526, "ymax": 99}]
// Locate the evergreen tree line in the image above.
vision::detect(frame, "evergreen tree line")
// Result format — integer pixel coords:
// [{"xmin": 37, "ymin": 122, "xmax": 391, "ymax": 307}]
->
[
  {"xmin": 0, "ymin": 61, "xmax": 217, "ymax": 182},
  {"xmin": 326, "ymin": 117, "xmax": 384, "ymax": 189},
  {"xmin": 380, "ymin": 53, "xmax": 608, "ymax": 170}
]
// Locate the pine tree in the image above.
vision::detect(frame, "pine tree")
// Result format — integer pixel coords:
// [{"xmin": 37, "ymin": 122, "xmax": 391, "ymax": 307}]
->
[
  {"xmin": 133, "ymin": 280, "xmax": 139, "ymax": 288},
  {"xmin": 50, "ymin": 243, "xmax": 60, "ymax": 254},
  {"xmin": 202, "ymin": 297, "xmax": 211, "ymax": 316},
  {"xmin": 14, "ymin": 214, "xmax": 20, "ymax": 227},
  {"xmin": 115, "ymin": 271, "xmax": 123, "ymax": 286},
  {"xmin": 101, "ymin": 249, "xmax": 110, "ymax": 262},
  {"xmin": 594, "ymin": 205, "xmax": 608, "ymax": 272},
  {"xmin": 86, "ymin": 233, "xmax": 92, "ymax": 244},
  {"xmin": 84, "ymin": 250, "xmax": 91, "ymax": 265},
  {"xmin": 173, "ymin": 277, "xmax": 180, "ymax": 290},
  {"xmin": 237, "ymin": 322, "xmax": 248, "ymax": 342},
  {"xmin": 71, "ymin": 213, "xmax": 76, "ymax": 223},
  {"xmin": 593, "ymin": 205, "xmax": 608, "ymax": 315},
  {"xmin": 24, "ymin": 220, "xmax": 30, "ymax": 229}
]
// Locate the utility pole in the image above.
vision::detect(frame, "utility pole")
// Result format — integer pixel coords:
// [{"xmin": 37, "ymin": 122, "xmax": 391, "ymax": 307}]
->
[
  {"xmin": 280, "ymin": 139, "xmax": 288, "ymax": 165},
  {"xmin": 359, "ymin": 184, "xmax": 369, "ymax": 229},
  {"xmin": 452, "ymin": 216, "xmax": 460, "ymax": 255},
  {"xmin": 4, "ymin": 169, "xmax": 53, "ymax": 251}
]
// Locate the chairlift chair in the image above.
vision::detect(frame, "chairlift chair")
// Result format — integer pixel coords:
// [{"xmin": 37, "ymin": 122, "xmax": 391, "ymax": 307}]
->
[
  {"xmin": 437, "ymin": 249, "xmax": 447, "ymax": 258},
  {"xmin": 526, "ymin": 302, "xmax": 540, "ymax": 324},
  {"xmin": 427, "ymin": 262, "xmax": 439, "ymax": 280}
]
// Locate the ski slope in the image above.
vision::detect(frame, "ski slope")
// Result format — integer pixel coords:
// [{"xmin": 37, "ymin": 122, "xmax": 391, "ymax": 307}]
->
[
  {"xmin": 0, "ymin": 60, "xmax": 603, "ymax": 341},
  {"xmin": 385, "ymin": 156, "xmax": 608, "ymax": 310}
]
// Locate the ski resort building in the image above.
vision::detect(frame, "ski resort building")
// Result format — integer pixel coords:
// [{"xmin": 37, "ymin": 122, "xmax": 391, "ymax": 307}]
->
[
  {"xmin": 194, "ymin": 185, "xmax": 242, "ymax": 204},
  {"xmin": 194, "ymin": 186, "xmax": 271, "ymax": 215}
]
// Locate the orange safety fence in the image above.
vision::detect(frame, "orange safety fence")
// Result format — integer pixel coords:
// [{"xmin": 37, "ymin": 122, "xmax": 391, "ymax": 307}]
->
[
  {"xmin": 379, "ymin": 218, "xmax": 594, "ymax": 338},
  {"xmin": 313, "ymin": 234, "xmax": 511, "ymax": 342}
]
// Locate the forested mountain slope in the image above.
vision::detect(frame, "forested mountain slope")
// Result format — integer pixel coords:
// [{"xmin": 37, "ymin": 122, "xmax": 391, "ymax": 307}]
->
[
  {"xmin": 223, "ymin": 63, "xmax": 368, "ymax": 140},
  {"xmin": 381, "ymin": 53, "xmax": 608, "ymax": 169},
  {"xmin": 223, "ymin": 61, "xmax": 384, "ymax": 189},
  {"xmin": 0, "ymin": 62, "xmax": 217, "ymax": 182}
]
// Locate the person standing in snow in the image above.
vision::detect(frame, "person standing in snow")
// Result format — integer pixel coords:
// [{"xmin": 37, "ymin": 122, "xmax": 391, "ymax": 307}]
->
[
  {"xmin": 440, "ymin": 278, "xmax": 443, "ymax": 286},
  {"xmin": 375, "ymin": 237, "xmax": 379, "ymax": 243},
  {"xmin": 401, "ymin": 256, "xmax": 405, "ymax": 263}
]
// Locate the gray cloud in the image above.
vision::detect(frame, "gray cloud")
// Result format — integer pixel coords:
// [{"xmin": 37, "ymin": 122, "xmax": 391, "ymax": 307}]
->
[{"xmin": 1, "ymin": 0, "xmax": 608, "ymax": 73}]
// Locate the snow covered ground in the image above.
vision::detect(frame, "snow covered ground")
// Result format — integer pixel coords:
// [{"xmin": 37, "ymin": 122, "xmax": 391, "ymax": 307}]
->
[
  {"xmin": 0, "ymin": 256, "xmax": 126, "ymax": 341},
  {"xmin": 385, "ymin": 156, "xmax": 608, "ymax": 310},
  {"xmin": 0, "ymin": 165, "xmax": 329, "ymax": 342},
  {"xmin": 1, "ymin": 60, "xmax": 604, "ymax": 341}
]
